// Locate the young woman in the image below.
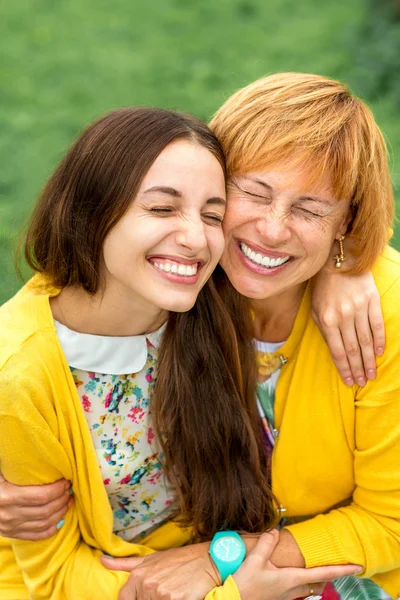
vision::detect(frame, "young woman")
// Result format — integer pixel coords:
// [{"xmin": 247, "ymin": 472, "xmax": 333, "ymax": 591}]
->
[{"xmin": 0, "ymin": 106, "xmax": 359, "ymax": 600}]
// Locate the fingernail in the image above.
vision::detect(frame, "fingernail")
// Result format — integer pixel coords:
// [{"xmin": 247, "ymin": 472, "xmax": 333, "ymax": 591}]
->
[
  {"xmin": 102, "ymin": 554, "xmax": 114, "ymax": 559},
  {"xmin": 65, "ymin": 482, "xmax": 71, "ymax": 491},
  {"xmin": 376, "ymin": 347, "xmax": 384, "ymax": 356},
  {"xmin": 344, "ymin": 377, "xmax": 354, "ymax": 387},
  {"xmin": 366, "ymin": 369, "xmax": 376, "ymax": 380},
  {"xmin": 56, "ymin": 519, "xmax": 65, "ymax": 530},
  {"xmin": 356, "ymin": 377, "xmax": 366, "ymax": 387},
  {"xmin": 353, "ymin": 566, "xmax": 363, "ymax": 574}
]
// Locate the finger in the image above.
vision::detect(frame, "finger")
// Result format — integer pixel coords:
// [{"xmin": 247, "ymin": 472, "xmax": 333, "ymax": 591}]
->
[
  {"xmin": 245, "ymin": 529, "xmax": 279, "ymax": 562},
  {"xmin": 17, "ymin": 489, "xmax": 72, "ymax": 521},
  {"xmin": 296, "ymin": 563, "xmax": 363, "ymax": 584},
  {"xmin": 4, "ymin": 525, "xmax": 61, "ymax": 541},
  {"xmin": 8, "ymin": 499, "xmax": 72, "ymax": 534},
  {"xmin": 322, "ymin": 327, "xmax": 354, "ymax": 386},
  {"xmin": 354, "ymin": 307, "xmax": 376, "ymax": 381},
  {"xmin": 119, "ymin": 574, "xmax": 138, "ymax": 600},
  {"xmin": 368, "ymin": 293, "xmax": 385, "ymax": 357},
  {"xmin": 290, "ymin": 581, "xmax": 326, "ymax": 599},
  {"xmin": 0, "ymin": 473, "xmax": 5, "ymax": 483},
  {"xmin": 0, "ymin": 479, "xmax": 71, "ymax": 508},
  {"xmin": 101, "ymin": 555, "xmax": 146, "ymax": 571},
  {"xmin": 339, "ymin": 321, "xmax": 366, "ymax": 387}
]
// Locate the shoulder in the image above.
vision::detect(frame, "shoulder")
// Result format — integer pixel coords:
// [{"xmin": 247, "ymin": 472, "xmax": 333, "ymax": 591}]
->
[
  {"xmin": 0, "ymin": 278, "xmax": 66, "ymax": 421},
  {"xmin": 0, "ymin": 276, "xmax": 59, "ymax": 369},
  {"xmin": 372, "ymin": 245, "xmax": 400, "ymax": 301}
]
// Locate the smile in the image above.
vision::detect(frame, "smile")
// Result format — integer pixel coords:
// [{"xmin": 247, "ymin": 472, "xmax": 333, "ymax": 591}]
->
[
  {"xmin": 151, "ymin": 260, "xmax": 199, "ymax": 277},
  {"xmin": 240, "ymin": 242, "xmax": 290, "ymax": 268}
]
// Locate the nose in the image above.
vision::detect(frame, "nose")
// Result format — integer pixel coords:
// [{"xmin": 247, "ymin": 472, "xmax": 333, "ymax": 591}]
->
[
  {"xmin": 175, "ymin": 217, "xmax": 208, "ymax": 254},
  {"xmin": 255, "ymin": 208, "xmax": 291, "ymax": 245}
]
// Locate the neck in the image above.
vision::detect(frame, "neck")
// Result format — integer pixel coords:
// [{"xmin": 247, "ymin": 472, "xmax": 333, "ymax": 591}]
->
[
  {"xmin": 51, "ymin": 284, "xmax": 168, "ymax": 336},
  {"xmin": 251, "ymin": 282, "xmax": 306, "ymax": 342}
]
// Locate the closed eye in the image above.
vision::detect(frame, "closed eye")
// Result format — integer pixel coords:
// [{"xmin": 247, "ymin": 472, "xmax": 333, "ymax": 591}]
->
[
  {"xmin": 203, "ymin": 213, "xmax": 224, "ymax": 224},
  {"xmin": 150, "ymin": 207, "xmax": 174, "ymax": 214},
  {"xmin": 296, "ymin": 207, "xmax": 324, "ymax": 218}
]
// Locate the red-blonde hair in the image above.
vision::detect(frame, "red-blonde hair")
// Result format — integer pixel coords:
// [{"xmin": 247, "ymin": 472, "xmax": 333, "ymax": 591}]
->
[{"xmin": 210, "ymin": 72, "xmax": 394, "ymax": 273}]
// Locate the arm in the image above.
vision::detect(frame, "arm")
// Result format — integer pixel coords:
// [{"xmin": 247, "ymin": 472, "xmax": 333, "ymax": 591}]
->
[
  {"xmin": 110, "ymin": 531, "xmax": 361, "ymax": 600},
  {"xmin": 0, "ymin": 473, "xmax": 72, "ymax": 541},
  {"xmin": 311, "ymin": 260, "xmax": 384, "ymax": 387},
  {"xmin": 0, "ymin": 365, "xmax": 189, "ymax": 600},
  {"xmin": 288, "ymin": 275, "xmax": 400, "ymax": 577}
]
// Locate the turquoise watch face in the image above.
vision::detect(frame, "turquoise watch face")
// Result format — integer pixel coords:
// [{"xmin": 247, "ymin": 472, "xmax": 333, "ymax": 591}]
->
[{"xmin": 212, "ymin": 535, "xmax": 244, "ymax": 562}]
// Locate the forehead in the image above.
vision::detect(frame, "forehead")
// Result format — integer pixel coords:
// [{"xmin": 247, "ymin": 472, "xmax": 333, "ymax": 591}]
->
[
  {"xmin": 141, "ymin": 140, "xmax": 225, "ymax": 187},
  {"xmin": 237, "ymin": 163, "xmax": 335, "ymax": 198}
]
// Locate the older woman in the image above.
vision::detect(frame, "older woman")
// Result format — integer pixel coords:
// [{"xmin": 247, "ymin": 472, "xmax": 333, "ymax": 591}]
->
[{"xmin": 209, "ymin": 72, "xmax": 399, "ymax": 600}]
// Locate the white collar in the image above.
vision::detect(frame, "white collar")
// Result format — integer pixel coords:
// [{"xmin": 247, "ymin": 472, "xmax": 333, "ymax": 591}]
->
[{"xmin": 54, "ymin": 320, "xmax": 165, "ymax": 375}]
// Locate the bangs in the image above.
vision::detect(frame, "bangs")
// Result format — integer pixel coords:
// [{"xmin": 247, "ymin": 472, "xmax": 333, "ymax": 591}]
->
[{"xmin": 210, "ymin": 73, "xmax": 394, "ymax": 272}]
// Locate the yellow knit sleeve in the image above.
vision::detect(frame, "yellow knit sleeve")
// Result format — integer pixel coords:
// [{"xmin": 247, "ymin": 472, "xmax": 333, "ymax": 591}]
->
[
  {"xmin": 204, "ymin": 576, "xmax": 241, "ymax": 600},
  {"xmin": 0, "ymin": 369, "xmax": 190, "ymax": 599},
  {"xmin": 286, "ymin": 274, "xmax": 400, "ymax": 587}
]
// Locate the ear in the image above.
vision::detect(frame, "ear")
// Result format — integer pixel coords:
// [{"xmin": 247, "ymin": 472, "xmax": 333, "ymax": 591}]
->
[{"xmin": 335, "ymin": 207, "xmax": 352, "ymax": 240}]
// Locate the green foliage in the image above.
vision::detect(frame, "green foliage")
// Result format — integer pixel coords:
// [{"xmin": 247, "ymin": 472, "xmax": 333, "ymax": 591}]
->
[{"xmin": 0, "ymin": 0, "xmax": 399, "ymax": 302}]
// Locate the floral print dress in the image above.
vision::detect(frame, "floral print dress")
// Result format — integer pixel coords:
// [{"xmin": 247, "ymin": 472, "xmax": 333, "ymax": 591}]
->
[
  {"xmin": 55, "ymin": 320, "xmax": 178, "ymax": 542},
  {"xmin": 256, "ymin": 339, "xmax": 391, "ymax": 600}
]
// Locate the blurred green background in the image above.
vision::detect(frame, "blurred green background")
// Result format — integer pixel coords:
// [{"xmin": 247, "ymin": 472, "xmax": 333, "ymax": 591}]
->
[{"xmin": 1, "ymin": 0, "xmax": 399, "ymax": 304}]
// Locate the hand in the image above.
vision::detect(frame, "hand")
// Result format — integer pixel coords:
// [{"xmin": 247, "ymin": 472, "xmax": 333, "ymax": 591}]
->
[
  {"xmin": 311, "ymin": 268, "xmax": 384, "ymax": 387},
  {"xmin": 233, "ymin": 530, "xmax": 362, "ymax": 600},
  {"xmin": 101, "ymin": 542, "xmax": 220, "ymax": 600},
  {"xmin": 0, "ymin": 473, "xmax": 73, "ymax": 540}
]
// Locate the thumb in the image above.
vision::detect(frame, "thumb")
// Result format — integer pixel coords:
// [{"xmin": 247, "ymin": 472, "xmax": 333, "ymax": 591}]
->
[
  {"xmin": 246, "ymin": 529, "xmax": 280, "ymax": 563},
  {"xmin": 0, "ymin": 472, "xmax": 5, "ymax": 483},
  {"xmin": 100, "ymin": 555, "xmax": 145, "ymax": 572}
]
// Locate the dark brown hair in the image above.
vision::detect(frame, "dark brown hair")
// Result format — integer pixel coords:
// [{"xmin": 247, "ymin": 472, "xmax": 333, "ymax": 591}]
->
[
  {"xmin": 24, "ymin": 107, "xmax": 226, "ymax": 292},
  {"xmin": 156, "ymin": 265, "xmax": 276, "ymax": 538},
  {"xmin": 23, "ymin": 107, "xmax": 276, "ymax": 538}
]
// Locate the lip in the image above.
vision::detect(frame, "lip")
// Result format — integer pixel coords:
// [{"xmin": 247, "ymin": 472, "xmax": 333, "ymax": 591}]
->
[
  {"xmin": 147, "ymin": 254, "xmax": 205, "ymax": 267},
  {"xmin": 147, "ymin": 256, "xmax": 205, "ymax": 285},
  {"xmin": 235, "ymin": 240, "xmax": 294, "ymax": 276}
]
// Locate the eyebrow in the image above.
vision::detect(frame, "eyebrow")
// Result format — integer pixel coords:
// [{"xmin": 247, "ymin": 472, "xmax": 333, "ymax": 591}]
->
[
  {"xmin": 299, "ymin": 195, "xmax": 334, "ymax": 206},
  {"xmin": 239, "ymin": 179, "xmax": 333, "ymax": 206},
  {"xmin": 240, "ymin": 177, "xmax": 273, "ymax": 193},
  {"xmin": 144, "ymin": 186, "xmax": 226, "ymax": 206}
]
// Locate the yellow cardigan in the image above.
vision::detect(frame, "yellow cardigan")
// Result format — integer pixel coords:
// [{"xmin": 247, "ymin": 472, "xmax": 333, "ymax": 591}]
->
[
  {"xmin": 272, "ymin": 246, "xmax": 400, "ymax": 599},
  {"xmin": 0, "ymin": 278, "xmax": 237, "ymax": 600}
]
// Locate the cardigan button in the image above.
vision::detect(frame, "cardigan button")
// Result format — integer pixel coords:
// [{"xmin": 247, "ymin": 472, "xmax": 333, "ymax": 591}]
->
[{"xmin": 272, "ymin": 428, "xmax": 279, "ymax": 438}]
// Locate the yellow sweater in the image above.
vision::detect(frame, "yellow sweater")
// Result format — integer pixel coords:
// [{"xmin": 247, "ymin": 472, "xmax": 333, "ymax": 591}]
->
[
  {"xmin": 272, "ymin": 246, "xmax": 400, "ymax": 599},
  {"xmin": 0, "ymin": 278, "xmax": 237, "ymax": 600}
]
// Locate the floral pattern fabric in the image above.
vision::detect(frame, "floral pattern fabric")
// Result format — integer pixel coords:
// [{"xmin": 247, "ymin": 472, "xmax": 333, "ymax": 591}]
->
[{"xmin": 70, "ymin": 339, "xmax": 178, "ymax": 542}]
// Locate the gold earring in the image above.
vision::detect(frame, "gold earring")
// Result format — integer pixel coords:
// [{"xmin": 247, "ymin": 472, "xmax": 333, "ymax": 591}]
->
[{"xmin": 333, "ymin": 235, "xmax": 346, "ymax": 268}]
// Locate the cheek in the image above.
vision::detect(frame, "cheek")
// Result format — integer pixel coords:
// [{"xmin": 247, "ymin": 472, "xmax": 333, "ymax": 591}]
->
[{"xmin": 209, "ymin": 229, "xmax": 226, "ymax": 263}]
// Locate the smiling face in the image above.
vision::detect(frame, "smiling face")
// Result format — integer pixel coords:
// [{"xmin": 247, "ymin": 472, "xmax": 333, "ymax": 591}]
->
[
  {"xmin": 220, "ymin": 164, "xmax": 351, "ymax": 301},
  {"xmin": 101, "ymin": 139, "xmax": 226, "ymax": 315}
]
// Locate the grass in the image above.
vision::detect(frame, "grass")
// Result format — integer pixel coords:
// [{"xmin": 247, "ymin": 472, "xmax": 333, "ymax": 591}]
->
[{"xmin": 1, "ymin": 0, "xmax": 399, "ymax": 303}]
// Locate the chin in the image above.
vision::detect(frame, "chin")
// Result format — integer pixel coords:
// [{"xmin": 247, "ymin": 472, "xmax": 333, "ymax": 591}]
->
[{"xmin": 159, "ymin": 296, "xmax": 197, "ymax": 313}]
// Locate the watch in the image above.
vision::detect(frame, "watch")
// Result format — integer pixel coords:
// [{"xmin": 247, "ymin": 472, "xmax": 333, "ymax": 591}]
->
[{"xmin": 209, "ymin": 531, "xmax": 246, "ymax": 583}]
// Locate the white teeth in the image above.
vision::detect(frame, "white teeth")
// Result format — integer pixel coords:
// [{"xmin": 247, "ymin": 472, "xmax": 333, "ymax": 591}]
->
[
  {"xmin": 153, "ymin": 261, "xmax": 198, "ymax": 277},
  {"xmin": 240, "ymin": 243, "xmax": 290, "ymax": 268}
]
